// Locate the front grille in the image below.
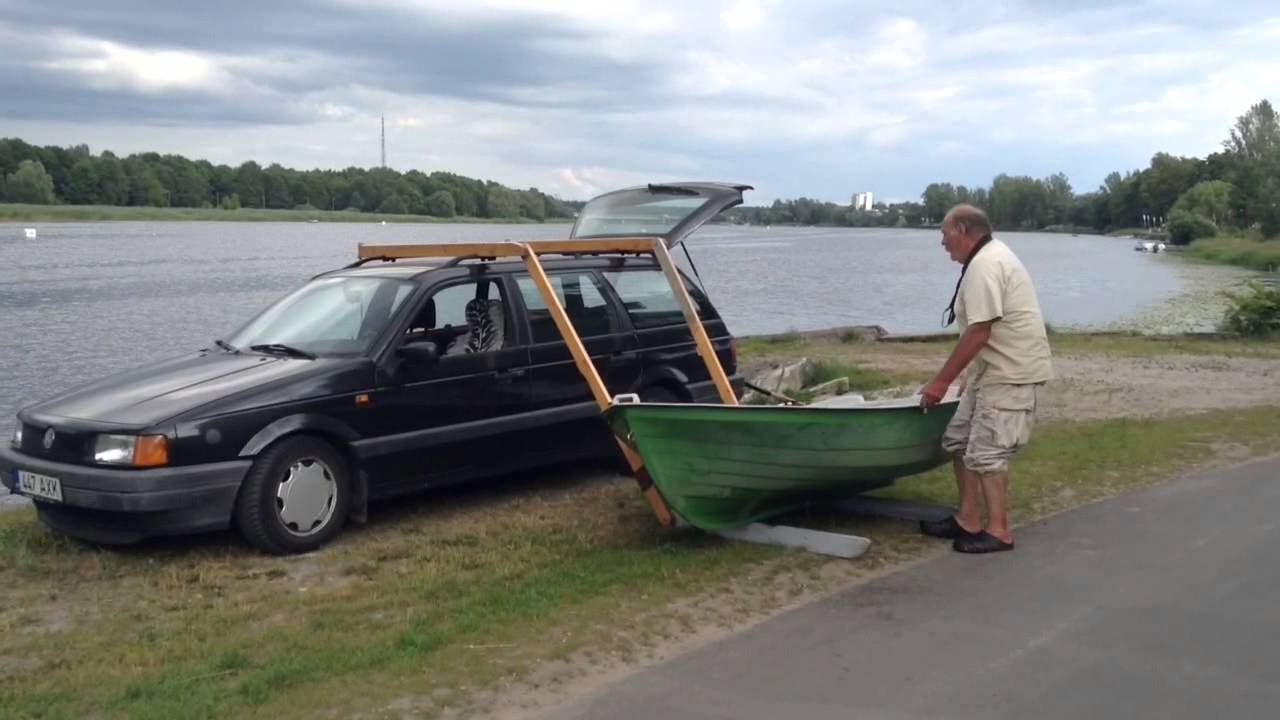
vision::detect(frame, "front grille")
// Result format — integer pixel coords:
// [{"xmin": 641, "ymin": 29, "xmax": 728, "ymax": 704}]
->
[{"xmin": 18, "ymin": 422, "xmax": 91, "ymax": 464}]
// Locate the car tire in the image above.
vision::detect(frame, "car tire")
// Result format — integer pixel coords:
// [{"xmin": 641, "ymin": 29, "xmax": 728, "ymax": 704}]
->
[{"xmin": 234, "ymin": 436, "xmax": 350, "ymax": 555}]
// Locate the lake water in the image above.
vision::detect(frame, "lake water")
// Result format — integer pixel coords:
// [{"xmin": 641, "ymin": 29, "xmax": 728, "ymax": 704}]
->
[{"xmin": 0, "ymin": 221, "xmax": 1223, "ymax": 439}]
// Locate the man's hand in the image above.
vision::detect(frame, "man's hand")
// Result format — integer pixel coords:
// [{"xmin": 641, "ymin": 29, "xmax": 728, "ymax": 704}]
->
[
  {"xmin": 920, "ymin": 377, "xmax": 950, "ymax": 408},
  {"xmin": 921, "ymin": 320, "xmax": 993, "ymax": 408}
]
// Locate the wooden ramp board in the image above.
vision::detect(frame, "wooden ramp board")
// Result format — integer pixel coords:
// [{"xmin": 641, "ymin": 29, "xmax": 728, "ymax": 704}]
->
[
  {"xmin": 713, "ymin": 523, "xmax": 871, "ymax": 559},
  {"xmin": 832, "ymin": 496, "xmax": 955, "ymax": 522}
]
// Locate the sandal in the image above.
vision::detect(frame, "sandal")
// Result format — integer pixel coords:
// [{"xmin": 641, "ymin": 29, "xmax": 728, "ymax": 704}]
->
[
  {"xmin": 953, "ymin": 531, "xmax": 1014, "ymax": 554},
  {"xmin": 919, "ymin": 515, "xmax": 980, "ymax": 540}
]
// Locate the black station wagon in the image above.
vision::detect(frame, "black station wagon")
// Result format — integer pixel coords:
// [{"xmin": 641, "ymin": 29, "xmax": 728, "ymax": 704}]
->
[{"xmin": 1, "ymin": 183, "xmax": 748, "ymax": 554}]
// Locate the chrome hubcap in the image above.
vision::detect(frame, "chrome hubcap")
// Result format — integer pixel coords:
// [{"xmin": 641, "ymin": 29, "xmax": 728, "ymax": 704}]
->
[{"xmin": 276, "ymin": 457, "xmax": 337, "ymax": 537}]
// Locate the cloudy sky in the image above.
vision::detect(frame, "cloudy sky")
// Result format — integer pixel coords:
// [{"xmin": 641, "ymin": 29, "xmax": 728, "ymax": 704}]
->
[{"xmin": 2, "ymin": 0, "xmax": 1278, "ymax": 204}]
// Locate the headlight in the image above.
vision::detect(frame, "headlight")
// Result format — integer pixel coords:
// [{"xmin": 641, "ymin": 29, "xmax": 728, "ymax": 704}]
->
[
  {"xmin": 10, "ymin": 424, "xmax": 20, "ymax": 448},
  {"xmin": 93, "ymin": 434, "xmax": 169, "ymax": 467}
]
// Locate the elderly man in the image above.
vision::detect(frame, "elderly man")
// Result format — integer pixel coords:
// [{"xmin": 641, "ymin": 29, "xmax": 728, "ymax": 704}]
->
[{"xmin": 919, "ymin": 204, "xmax": 1053, "ymax": 553}]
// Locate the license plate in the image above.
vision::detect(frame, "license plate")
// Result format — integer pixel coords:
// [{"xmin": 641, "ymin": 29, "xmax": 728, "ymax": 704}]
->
[{"xmin": 16, "ymin": 470, "xmax": 62, "ymax": 503}]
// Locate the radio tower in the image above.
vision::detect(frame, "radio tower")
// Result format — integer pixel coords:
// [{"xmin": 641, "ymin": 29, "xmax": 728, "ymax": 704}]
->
[{"xmin": 380, "ymin": 115, "xmax": 386, "ymax": 168}]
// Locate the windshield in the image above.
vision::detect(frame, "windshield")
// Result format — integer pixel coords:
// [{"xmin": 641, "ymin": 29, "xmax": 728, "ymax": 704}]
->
[
  {"xmin": 572, "ymin": 192, "xmax": 707, "ymax": 238},
  {"xmin": 227, "ymin": 276, "xmax": 415, "ymax": 357}
]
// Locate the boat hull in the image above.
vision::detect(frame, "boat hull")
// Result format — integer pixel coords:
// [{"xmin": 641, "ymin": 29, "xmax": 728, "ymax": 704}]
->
[{"xmin": 605, "ymin": 400, "xmax": 960, "ymax": 529}]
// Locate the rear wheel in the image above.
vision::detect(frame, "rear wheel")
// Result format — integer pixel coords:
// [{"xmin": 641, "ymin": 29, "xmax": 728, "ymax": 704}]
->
[
  {"xmin": 234, "ymin": 436, "xmax": 350, "ymax": 555},
  {"xmin": 640, "ymin": 385, "xmax": 685, "ymax": 403}
]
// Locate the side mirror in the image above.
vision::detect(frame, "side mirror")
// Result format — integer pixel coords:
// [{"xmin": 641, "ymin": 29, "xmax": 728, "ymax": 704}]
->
[{"xmin": 398, "ymin": 341, "xmax": 440, "ymax": 365}]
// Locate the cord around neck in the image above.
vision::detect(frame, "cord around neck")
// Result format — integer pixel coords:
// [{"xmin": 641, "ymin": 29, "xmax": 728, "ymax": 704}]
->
[{"xmin": 943, "ymin": 233, "xmax": 993, "ymax": 327}]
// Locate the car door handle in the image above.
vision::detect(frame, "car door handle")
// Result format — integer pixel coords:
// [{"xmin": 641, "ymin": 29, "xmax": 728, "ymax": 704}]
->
[
  {"xmin": 494, "ymin": 368, "xmax": 528, "ymax": 383},
  {"xmin": 598, "ymin": 352, "xmax": 637, "ymax": 366}
]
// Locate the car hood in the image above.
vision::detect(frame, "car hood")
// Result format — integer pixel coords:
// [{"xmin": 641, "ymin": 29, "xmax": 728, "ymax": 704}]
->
[{"xmin": 23, "ymin": 351, "xmax": 333, "ymax": 429}]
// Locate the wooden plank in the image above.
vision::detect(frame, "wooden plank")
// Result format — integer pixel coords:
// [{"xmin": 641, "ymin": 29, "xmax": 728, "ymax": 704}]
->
[
  {"xmin": 523, "ymin": 238, "xmax": 656, "ymax": 254},
  {"xmin": 650, "ymin": 239, "xmax": 739, "ymax": 405},
  {"xmin": 517, "ymin": 244, "xmax": 674, "ymax": 527},
  {"xmin": 358, "ymin": 242, "xmax": 523, "ymax": 259},
  {"xmin": 831, "ymin": 496, "xmax": 955, "ymax": 522},
  {"xmin": 714, "ymin": 523, "xmax": 871, "ymax": 559},
  {"xmin": 357, "ymin": 238, "xmax": 657, "ymax": 260}
]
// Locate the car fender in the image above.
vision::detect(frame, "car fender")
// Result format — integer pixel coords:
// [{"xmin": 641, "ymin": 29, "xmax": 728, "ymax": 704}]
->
[
  {"xmin": 638, "ymin": 365, "xmax": 691, "ymax": 395},
  {"xmin": 238, "ymin": 414, "xmax": 368, "ymax": 523},
  {"xmin": 238, "ymin": 414, "xmax": 361, "ymax": 458}
]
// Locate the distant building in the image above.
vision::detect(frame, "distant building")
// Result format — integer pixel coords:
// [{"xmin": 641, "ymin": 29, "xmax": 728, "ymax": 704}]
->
[{"xmin": 852, "ymin": 191, "xmax": 874, "ymax": 212}]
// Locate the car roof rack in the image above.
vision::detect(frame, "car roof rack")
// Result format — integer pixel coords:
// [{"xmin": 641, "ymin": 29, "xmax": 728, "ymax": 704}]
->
[{"xmin": 342, "ymin": 254, "xmax": 398, "ymax": 268}]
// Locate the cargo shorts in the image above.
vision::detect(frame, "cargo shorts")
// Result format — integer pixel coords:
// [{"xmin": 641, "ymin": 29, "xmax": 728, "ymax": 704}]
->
[{"xmin": 941, "ymin": 382, "xmax": 1042, "ymax": 475}]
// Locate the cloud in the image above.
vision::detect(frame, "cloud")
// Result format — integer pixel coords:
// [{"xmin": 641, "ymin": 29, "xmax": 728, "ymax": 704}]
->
[
  {"xmin": 42, "ymin": 37, "xmax": 224, "ymax": 93},
  {"xmin": 1, "ymin": 0, "xmax": 1279, "ymax": 203},
  {"xmin": 720, "ymin": 0, "xmax": 768, "ymax": 32},
  {"xmin": 865, "ymin": 17, "xmax": 925, "ymax": 69}
]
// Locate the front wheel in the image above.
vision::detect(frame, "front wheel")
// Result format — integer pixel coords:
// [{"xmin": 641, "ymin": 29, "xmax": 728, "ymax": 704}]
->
[{"xmin": 234, "ymin": 436, "xmax": 350, "ymax": 555}]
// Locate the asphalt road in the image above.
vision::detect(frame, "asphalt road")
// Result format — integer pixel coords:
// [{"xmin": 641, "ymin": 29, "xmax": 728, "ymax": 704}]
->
[{"xmin": 544, "ymin": 455, "xmax": 1280, "ymax": 719}]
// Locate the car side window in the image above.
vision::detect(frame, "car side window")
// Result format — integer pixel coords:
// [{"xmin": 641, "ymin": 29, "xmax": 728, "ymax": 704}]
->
[
  {"xmin": 516, "ymin": 273, "xmax": 616, "ymax": 343},
  {"xmin": 601, "ymin": 269, "xmax": 710, "ymax": 329},
  {"xmin": 432, "ymin": 285, "xmax": 474, "ymax": 328},
  {"xmin": 408, "ymin": 280, "xmax": 509, "ymax": 355}
]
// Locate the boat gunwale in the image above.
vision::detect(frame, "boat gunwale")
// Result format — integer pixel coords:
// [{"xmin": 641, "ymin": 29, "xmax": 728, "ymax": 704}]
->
[{"xmin": 605, "ymin": 399, "xmax": 962, "ymax": 415}]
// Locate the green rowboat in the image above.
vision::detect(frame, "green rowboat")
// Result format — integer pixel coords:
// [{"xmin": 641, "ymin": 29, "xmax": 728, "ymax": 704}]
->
[{"xmin": 604, "ymin": 396, "xmax": 960, "ymax": 530}]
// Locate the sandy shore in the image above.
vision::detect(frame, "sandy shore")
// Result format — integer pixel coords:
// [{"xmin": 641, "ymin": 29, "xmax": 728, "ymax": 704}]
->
[{"xmin": 741, "ymin": 333, "xmax": 1280, "ymax": 422}]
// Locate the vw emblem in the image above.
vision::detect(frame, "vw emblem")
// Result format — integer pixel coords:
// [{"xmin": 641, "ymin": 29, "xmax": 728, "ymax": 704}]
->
[{"xmin": 42, "ymin": 428, "xmax": 55, "ymax": 450}]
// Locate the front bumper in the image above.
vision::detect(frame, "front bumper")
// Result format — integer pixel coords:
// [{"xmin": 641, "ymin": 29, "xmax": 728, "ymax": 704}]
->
[{"xmin": 0, "ymin": 445, "xmax": 250, "ymax": 544}]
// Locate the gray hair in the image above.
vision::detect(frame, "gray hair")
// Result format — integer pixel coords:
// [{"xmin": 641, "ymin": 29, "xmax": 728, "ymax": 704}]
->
[{"xmin": 945, "ymin": 204, "xmax": 992, "ymax": 238}]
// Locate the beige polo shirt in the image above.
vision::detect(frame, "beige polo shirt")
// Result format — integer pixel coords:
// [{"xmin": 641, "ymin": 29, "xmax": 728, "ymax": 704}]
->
[{"xmin": 955, "ymin": 239, "xmax": 1054, "ymax": 386}]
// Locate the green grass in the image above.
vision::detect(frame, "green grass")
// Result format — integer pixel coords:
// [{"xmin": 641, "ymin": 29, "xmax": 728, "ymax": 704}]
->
[
  {"xmin": 870, "ymin": 405, "xmax": 1280, "ymax": 526},
  {"xmin": 0, "ymin": 202, "xmax": 572, "ymax": 224},
  {"xmin": 809, "ymin": 360, "xmax": 888, "ymax": 389},
  {"xmin": 1047, "ymin": 332, "xmax": 1280, "ymax": 359},
  {"xmin": 1188, "ymin": 234, "xmax": 1280, "ymax": 272},
  {"xmin": 0, "ymin": 472, "xmax": 777, "ymax": 719},
  {"xmin": 736, "ymin": 331, "xmax": 805, "ymax": 355},
  {"xmin": 4, "ymin": 405, "xmax": 1279, "ymax": 719},
  {"xmin": 738, "ymin": 329, "xmax": 1280, "ymax": 362}
]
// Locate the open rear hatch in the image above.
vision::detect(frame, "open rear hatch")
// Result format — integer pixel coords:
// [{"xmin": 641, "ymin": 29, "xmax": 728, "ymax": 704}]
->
[{"xmin": 570, "ymin": 182, "xmax": 752, "ymax": 248}]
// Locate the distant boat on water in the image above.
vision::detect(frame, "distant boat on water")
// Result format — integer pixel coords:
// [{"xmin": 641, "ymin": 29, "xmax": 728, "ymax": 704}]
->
[{"xmin": 23, "ymin": 228, "xmax": 37, "ymax": 239}]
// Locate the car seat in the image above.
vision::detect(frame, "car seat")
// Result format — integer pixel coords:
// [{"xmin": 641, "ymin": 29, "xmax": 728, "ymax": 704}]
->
[
  {"xmin": 406, "ymin": 298, "xmax": 435, "ymax": 335},
  {"xmin": 445, "ymin": 298, "xmax": 505, "ymax": 355}
]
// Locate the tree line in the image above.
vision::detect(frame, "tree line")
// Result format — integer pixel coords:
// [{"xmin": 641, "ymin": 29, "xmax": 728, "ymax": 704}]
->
[
  {"xmin": 728, "ymin": 99, "xmax": 1280, "ymax": 244},
  {"xmin": 0, "ymin": 138, "xmax": 575, "ymax": 221}
]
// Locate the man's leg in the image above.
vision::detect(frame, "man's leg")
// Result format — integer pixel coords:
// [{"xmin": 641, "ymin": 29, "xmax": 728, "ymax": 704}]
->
[
  {"xmin": 953, "ymin": 383, "xmax": 1039, "ymax": 552},
  {"xmin": 921, "ymin": 388, "xmax": 980, "ymax": 539},
  {"xmin": 953, "ymin": 456, "xmax": 984, "ymax": 533},
  {"xmin": 978, "ymin": 471, "xmax": 1012, "ymax": 543}
]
